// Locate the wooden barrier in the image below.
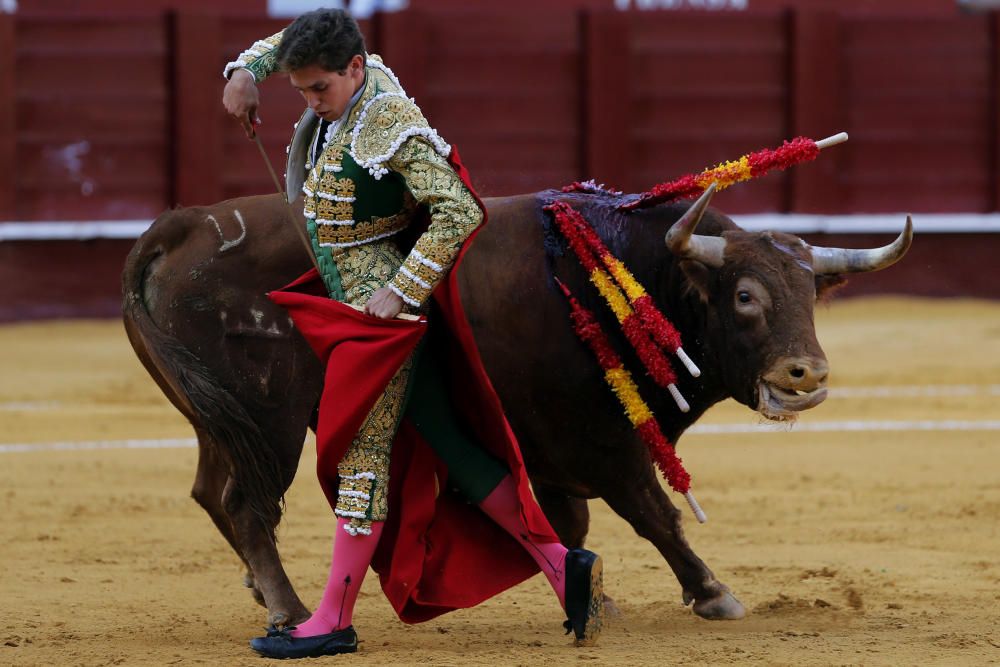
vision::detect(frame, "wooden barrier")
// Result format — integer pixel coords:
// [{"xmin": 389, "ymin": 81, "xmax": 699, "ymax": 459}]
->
[
  {"xmin": 4, "ymin": 8, "xmax": 1000, "ymax": 218},
  {"xmin": 170, "ymin": 11, "xmax": 224, "ymax": 208},
  {"xmin": 2, "ymin": 7, "xmax": 1000, "ymax": 318},
  {"xmin": 0, "ymin": 13, "xmax": 15, "ymax": 220}
]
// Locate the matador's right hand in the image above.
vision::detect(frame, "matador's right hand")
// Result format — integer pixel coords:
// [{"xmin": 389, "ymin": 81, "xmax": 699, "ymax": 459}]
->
[{"xmin": 223, "ymin": 68, "xmax": 261, "ymax": 139}]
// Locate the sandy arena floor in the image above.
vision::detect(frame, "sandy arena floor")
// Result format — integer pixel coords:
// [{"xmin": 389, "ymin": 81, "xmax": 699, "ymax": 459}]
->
[{"xmin": 1, "ymin": 297, "xmax": 999, "ymax": 666}]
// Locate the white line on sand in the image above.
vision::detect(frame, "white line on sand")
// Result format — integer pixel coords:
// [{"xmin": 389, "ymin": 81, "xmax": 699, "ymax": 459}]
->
[
  {"xmin": 2, "ymin": 419, "xmax": 999, "ymax": 453},
  {"xmin": 688, "ymin": 420, "xmax": 1000, "ymax": 435},
  {"xmin": 0, "ymin": 438, "xmax": 197, "ymax": 453},
  {"xmin": 829, "ymin": 385, "xmax": 1000, "ymax": 399}
]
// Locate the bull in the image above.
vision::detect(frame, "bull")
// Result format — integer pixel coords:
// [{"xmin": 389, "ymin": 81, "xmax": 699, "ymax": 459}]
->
[{"xmin": 121, "ymin": 186, "xmax": 911, "ymax": 628}]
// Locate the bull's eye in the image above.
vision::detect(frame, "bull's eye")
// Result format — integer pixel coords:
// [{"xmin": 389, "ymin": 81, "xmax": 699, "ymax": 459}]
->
[{"xmin": 737, "ymin": 290, "xmax": 752, "ymax": 304}]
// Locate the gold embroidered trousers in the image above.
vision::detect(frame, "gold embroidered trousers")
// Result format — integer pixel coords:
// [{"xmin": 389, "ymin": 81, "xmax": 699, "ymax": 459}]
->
[{"xmin": 332, "ymin": 240, "xmax": 415, "ymax": 536}]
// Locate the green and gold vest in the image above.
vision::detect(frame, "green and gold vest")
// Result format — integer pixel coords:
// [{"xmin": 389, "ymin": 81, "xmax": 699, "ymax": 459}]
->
[{"xmin": 285, "ymin": 60, "xmax": 451, "ymax": 299}]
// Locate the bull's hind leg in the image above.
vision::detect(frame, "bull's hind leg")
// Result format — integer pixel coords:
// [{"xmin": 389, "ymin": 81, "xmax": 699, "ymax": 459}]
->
[
  {"xmin": 597, "ymin": 467, "xmax": 745, "ymax": 621},
  {"xmin": 190, "ymin": 433, "xmax": 267, "ymax": 607},
  {"xmin": 220, "ymin": 431, "xmax": 310, "ymax": 629}
]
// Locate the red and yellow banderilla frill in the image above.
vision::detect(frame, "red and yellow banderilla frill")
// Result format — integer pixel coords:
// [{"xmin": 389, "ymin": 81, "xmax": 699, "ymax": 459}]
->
[
  {"xmin": 620, "ymin": 135, "xmax": 834, "ymax": 211},
  {"xmin": 544, "ymin": 201, "xmax": 699, "ymax": 411},
  {"xmin": 555, "ymin": 278, "xmax": 706, "ymax": 523}
]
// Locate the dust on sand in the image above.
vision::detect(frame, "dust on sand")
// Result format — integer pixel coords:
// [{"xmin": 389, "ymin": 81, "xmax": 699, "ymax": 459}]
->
[{"xmin": 1, "ymin": 297, "xmax": 999, "ymax": 665}]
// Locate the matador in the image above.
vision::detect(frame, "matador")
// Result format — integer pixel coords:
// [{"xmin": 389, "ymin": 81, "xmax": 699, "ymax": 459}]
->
[{"xmin": 221, "ymin": 8, "xmax": 605, "ymax": 660}]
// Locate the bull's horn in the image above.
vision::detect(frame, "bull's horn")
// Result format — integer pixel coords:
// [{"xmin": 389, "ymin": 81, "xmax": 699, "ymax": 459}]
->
[
  {"xmin": 810, "ymin": 215, "xmax": 914, "ymax": 274},
  {"xmin": 664, "ymin": 183, "xmax": 726, "ymax": 268}
]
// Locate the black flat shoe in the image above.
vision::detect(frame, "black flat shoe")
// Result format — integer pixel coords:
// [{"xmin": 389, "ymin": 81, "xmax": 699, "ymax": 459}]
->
[
  {"xmin": 563, "ymin": 548, "xmax": 604, "ymax": 646},
  {"xmin": 249, "ymin": 624, "xmax": 358, "ymax": 659}
]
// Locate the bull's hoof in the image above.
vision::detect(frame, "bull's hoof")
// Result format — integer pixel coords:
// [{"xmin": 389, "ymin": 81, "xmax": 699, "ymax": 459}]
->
[
  {"xmin": 692, "ymin": 591, "xmax": 746, "ymax": 620},
  {"xmin": 267, "ymin": 607, "xmax": 311, "ymax": 629},
  {"xmin": 268, "ymin": 611, "xmax": 291, "ymax": 628}
]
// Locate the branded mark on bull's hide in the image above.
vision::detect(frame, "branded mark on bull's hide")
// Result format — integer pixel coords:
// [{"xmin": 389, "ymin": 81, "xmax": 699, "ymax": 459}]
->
[{"xmin": 205, "ymin": 210, "xmax": 247, "ymax": 253}]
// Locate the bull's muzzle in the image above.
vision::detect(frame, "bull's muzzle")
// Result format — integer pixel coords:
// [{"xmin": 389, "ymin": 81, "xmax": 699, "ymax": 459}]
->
[{"xmin": 756, "ymin": 356, "xmax": 829, "ymax": 420}]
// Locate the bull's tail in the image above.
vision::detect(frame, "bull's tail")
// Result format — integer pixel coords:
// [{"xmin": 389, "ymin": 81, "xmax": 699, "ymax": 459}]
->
[{"xmin": 121, "ymin": 222, "xmax": 286, "ymax": 532}]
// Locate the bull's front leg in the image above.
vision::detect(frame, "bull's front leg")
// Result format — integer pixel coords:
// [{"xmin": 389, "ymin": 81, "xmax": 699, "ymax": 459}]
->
[{"xmin": 597, "ymin": 466, "xmax": 745, "ymax": 620}]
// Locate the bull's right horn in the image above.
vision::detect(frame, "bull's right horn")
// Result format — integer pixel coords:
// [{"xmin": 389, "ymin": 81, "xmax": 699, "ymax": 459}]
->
[
  {"xmin": 810, "ymin": 216, "xmax": 914, "ymax": 275},
  {"xmin": 664, "ymin": 183, "xmax": 727, "ymax": 267}
]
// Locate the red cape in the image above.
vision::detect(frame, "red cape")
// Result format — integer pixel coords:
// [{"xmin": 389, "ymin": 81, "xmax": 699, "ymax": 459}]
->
[{"xmin": 268, "ymin": 147, "xmax": 559, "ymax": 624}]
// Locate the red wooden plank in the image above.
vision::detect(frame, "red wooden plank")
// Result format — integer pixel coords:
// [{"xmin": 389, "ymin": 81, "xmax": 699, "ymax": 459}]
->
[
  {"xmin": 0, "ymin": 240, "xmax": 139, "ymax": 322},
  {"xmin": 377, "ymin": 10, "xmax": 429, "ymax": 104},
  {"xmin": 17, "ymin": 99, "xmax": 169, "ymax": 137},
  {"xmin": 16, "ymin": 53, "xmax": 167, "ymax": 95},
  {"xmin": 634, "ymin": 99, "xmax": 787, "ymax": 136},
  {"xmin": 0, "ymin": 14, "xmax": 15, "ymax": 220},
  {"xmin": 17, "ymin": 0, "xmax": 263, "ymax": 16},
  {"xmin": 426, "ymin": 53, "xmax": 578, "ymax": 95},
  {"xmin": 426, "ymin": 97, "xmax": 576, "ymax": 131},
  {"xmin": 993, "ymin": 12, "xmax": 1000, "ymax": 212},
  {"xmin": 217, "ymin": 18, "xmax": 304, "ymax": 202},
  {"xmin": 840, "ymin": 14, "xmax": 994, "ymax": 214},
  {"xmin": 846, "ymin": 182, "xmax": 990, "ymax": 213},
  {"xmin": 790, "ymin": 8, "xmax": 845, "ymax": 213},
  {"xmin": 627, "ymin": 10, "xmax": 788, "ymax": 207},
  {"xmin": 846, "ymin": 98, "xmax": 989, "ymax": 134},
  {"xmin": 411, "ymin": 10, "xmax": 577, "ymax": 55},
  {"xmin": 15, "ymin": 16, "xmax": 166, "ymax": 53},
  {"xmin": 583, "ymin": 10, "xmax": 631, "ymax": 189},
  {"xmin": 378, "ymin": 8, "xmax": 580, "ymax": 197},
  {"xmin": 629, "ymin": 11, "xmax": 786, "ymax": 50},
  {"xmin": 12, "ymin": 15, "xmax": 169, "ymax": 220},
  {"xmin": 846, "ymin": 56, "xmax": 989, "ymax": 94},
  {"xmin": 15, "ymin": 193, "xmax": 165, "ymax": 221},
  {"xmin": 17, "ymin": 142, "xmax": 166, "ymax": 188},
  {"xmin": 843, "ymin": 14, "xmax": 990, "ymax": 48},
  {"xmin": 171, "ymin": 11, "xmax": 223, "ymax": 208},
  {"xmin": 848, "ymin": 141, "xmax": 988, "ymax": 176}
]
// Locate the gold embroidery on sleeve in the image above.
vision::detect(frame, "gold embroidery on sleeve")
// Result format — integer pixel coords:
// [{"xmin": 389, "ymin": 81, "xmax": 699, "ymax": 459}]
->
[{"xmin": 387, "ymin": 137, "xmax": 483, "ymax": 306}]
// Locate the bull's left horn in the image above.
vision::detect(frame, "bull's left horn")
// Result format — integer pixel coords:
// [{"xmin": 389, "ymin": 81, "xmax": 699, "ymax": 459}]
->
[
  {"xmin": 665, "ymin": 183, "xmax": 727, "ymax": 268},
  {"xmin": 810, "ymin": 216, "xmax": 914, "ymax": 274}
]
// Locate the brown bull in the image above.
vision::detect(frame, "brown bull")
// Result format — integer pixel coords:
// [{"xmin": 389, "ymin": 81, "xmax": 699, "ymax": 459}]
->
[{"xmin": 121, "ymin": 186, "xmax": 911, "ymax": 628}]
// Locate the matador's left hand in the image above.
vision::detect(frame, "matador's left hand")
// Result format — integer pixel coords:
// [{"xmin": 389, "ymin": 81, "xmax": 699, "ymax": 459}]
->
[{"xmin": 365, "ymin": 287, "xmax": 405, "ymax": 319}]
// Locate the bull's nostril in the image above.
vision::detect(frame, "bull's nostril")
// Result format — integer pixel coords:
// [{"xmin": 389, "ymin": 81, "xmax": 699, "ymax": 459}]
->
[{"xmin": 790, "ymin": 367, "xmax": 805, "ymax": 379}]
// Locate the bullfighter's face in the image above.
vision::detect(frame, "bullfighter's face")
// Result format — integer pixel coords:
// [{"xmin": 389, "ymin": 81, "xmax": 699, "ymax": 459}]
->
[{"xmin": 288, "ymin": 55, "xmax": 365, "ymax": 122}]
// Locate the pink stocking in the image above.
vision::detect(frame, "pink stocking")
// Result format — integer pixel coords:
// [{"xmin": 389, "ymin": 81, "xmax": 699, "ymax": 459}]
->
[
  {"xmin": 479, "ymin": 475, "xmax": 568, "ymax": 609},
  {"xmin": 291, "ymin": 519, "xmax": 383, "ymax": 638}
]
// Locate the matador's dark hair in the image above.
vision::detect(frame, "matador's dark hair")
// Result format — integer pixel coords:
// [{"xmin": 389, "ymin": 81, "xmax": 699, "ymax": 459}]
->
[{"xmin": 274, "ymin": 8, "xmax": 366, "ymax": 73}]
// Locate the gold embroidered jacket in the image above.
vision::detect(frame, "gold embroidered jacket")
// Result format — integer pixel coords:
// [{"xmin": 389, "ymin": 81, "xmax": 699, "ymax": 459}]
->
[{"xmin": 224, "ymin": 33, "xmax": 483, "ymax": 308}]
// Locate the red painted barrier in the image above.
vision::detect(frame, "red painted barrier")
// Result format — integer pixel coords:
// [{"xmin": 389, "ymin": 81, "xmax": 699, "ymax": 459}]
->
[
  {"xmin": 1, "ymin": 6, "xmax": 999, "ymax": 319},
  {"xmin": 5, "ymin": 7, "xmax": 1000, "ymax": 218}
]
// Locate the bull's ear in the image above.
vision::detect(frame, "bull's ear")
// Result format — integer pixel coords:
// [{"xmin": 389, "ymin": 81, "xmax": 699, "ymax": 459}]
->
[
  {"xmin": 680, "ymin": 259, "xmax": 712, "ymax": 303},
  {"xmin": 815, "ymin": 273, "xmax": 847, "ymax": 302}
]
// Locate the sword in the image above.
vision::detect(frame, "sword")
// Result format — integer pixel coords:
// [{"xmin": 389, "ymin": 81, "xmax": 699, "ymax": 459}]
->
[{"xmin": 252, "ymin": 127, "xmax": 321, "ymax": 275}]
